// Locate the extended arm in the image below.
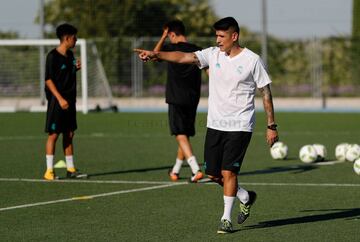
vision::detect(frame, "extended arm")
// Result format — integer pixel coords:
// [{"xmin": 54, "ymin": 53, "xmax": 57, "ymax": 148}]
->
[
  {"xmin": 258, "ymin": 84, "xmax": 279, "ymax": 146},
  {"xmin": 134, "ymin": 48, "xmax": 200, "ymax": 66}
]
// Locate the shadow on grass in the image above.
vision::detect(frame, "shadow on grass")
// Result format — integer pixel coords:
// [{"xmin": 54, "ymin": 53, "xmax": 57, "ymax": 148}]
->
[
  {"xmin": 87, "ymin": 162, "xmax": 317, "ymax": 178},
  {"xmin": 243, "ymin": 208, "xmax": 360, "ymax": 230},
  {"xmin": 240, "ymin": 164, "xmax": 318, "ymax": 176},
  {"xmin": 87, "ymin": 165, "xmax": 174, "ymax": 177}
]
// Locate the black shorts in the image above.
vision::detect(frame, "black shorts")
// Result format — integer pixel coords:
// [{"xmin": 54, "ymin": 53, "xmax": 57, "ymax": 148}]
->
[
  {"xmin": 45, "ymin": 97, "xmax": 77, "ymax": 133},
  {"xmin": 204, "ymin": 128, "xmax": 252, "ymax": 177},
  {"xmin": 168, "ymin": 104, "xmax": 197, "ymax": 136}
]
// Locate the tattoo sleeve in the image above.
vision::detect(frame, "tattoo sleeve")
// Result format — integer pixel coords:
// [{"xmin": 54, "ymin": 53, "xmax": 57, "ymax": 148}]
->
[
  {"xmin": 190, "ymin": 53, "xmax": 201, "ymax": 66},
  {"xmin": 259, "ymin": 84, "xmax": 275, "ymax": 125}
]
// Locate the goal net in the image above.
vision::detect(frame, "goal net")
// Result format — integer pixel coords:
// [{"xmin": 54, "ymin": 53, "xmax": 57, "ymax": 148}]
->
[{"xmin": 0, "ymin": 39, "xmax": 114, "ymax": 113}]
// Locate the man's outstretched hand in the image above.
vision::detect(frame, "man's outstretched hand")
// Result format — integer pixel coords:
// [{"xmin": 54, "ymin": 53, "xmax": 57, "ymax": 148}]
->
[{"xmin": 133, "ymin": 48, "xmax": 158, "ymax": 62}]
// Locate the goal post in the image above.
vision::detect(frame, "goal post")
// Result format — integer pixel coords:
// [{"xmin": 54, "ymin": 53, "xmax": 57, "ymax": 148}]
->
[{"xmin": 0, "ymin": 39, "xmax": 114, "ymax": 114}]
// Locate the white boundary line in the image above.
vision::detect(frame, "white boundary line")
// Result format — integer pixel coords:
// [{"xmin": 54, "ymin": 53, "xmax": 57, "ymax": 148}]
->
[
  {"xmin": 240, "ymin": 182, "xmax": 360, "ymax": 187},
  {"xmin": 1, "ymin": 130, "xmax": 359, "ymax": 141},
  {"xmin": 1, "ymin": 178, "xmax": 359, "ymax": 212},
  {"xmin": 0, "ymin": 183, "xmax": 182, "ymax": 212},
  {"xmin": 0, "ymin": 178, "xmax": 180, "ymax": 185},
  {"xmin": 0, "ymin": 177, "xmax": 359, "ymax": 187}
]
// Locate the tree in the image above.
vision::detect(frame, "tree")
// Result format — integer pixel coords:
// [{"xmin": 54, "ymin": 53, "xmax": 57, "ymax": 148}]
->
[
  {"xmin": 36, "ymin": 0, "xmax": 219, "ymax": 90},
  {"xmin": 39, "ymin": 0, "xmax": 218, "ymax": 38},
  {"xmin": 0, "ymin": 31, "xmax": 18, "ymax": 39}
]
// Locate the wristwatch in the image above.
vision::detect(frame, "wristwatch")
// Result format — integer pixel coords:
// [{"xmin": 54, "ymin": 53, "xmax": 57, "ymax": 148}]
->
[{"xmin": 267, "ymin": 124, "xmax": 278, "ymax": 130}]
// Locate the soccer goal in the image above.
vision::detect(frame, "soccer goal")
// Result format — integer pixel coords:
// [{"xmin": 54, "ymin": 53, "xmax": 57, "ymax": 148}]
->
[{"xmin": 0, "ymin": 39, "xmax": 115, "ymax": 114}]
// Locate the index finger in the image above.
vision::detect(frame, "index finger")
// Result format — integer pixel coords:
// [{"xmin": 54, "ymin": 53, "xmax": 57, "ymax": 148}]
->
[{"xmin": 133, "ymin": 48, "xmax": 145, "ymax": 53}]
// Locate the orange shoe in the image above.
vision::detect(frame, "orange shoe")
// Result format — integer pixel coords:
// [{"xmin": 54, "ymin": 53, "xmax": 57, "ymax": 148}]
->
[
  {"xmin": 168, "ymin": 169, "xmax": 179, "ymax": 181},
  {"xmin": 190, "ymin": 171, "xmax": 203, "ymax": 183}
]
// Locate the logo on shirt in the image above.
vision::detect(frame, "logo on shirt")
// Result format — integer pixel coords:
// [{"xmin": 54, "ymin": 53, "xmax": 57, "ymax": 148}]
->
[
  {"xmin": 215, "ymin": 63, "xmax": 221, "ymax": 68},
  {"xmin": 72, "ymin": 59, "xmax": 77, "ymax": 73},
  {"xmin": 237, "ymin": 66, "xmax": 243, "ymax": 74},
  {"xmin": 60, "ymin": 64, "xmax": 67, "ymax": 70}
]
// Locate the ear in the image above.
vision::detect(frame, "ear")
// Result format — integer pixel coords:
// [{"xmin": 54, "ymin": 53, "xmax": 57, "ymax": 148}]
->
[
  {"xmin": 63, "ymin": 35, "xmax": 70, "ymax": 42},
  {"xmin": 169, "ymin": 32, "xmax": 176, "ymax": 39},
  {"xmin": 231, "ymin": 32, "xmax": 239, "ymax": 42}
]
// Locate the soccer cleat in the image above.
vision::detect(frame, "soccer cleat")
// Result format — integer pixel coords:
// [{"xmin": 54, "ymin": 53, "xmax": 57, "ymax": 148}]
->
[
  {"xmin": 43, "ymin": 170, "xmax": 59, "ymax": 180},
  {"xmin": 238, "ymin": 190, "xmax": 257, "ymax": 224},
  {"xmin": 189, "ymin": 171, "xmax": 203, "ymax": 183},
  {"xmin": 66, "ymin": 169, "xmax": 88, "ymax": 179},
  {"xmin": 217, "ymin": 219, "xmax": 233, "ymax": 234},
  {"xmin": 168, "ymin": 169, "xmax": 179, "ymax": 181}
]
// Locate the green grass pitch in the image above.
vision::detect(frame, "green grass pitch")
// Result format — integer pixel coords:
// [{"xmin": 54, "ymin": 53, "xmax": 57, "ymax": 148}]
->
[{"xmin": 0, "ymin": 112, "xmax": 359, "ymax": 241}]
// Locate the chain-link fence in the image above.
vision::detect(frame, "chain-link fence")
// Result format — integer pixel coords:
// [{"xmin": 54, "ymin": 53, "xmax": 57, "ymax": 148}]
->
[
  {"xmin": 0, "ymin": 36, "xmax": 359, "ymax": 100},
  {"xmin": 93, "ymin": 36, "xmax": 360, "ymax": 98}
]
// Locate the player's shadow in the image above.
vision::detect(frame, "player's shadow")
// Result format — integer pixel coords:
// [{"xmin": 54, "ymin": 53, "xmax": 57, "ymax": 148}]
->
[
  {"xmin": 239, "ymin": 164, "xmax": 317, "ymax": 176},
  {"xmin": 88, "ymin": 163, "xmax": 317, "ymax": 178},
  {"xmin": 87, "ymin": 165, "xmax": 174, "ymax": 177},
  {"xmin": 243, "ymin": 208, "xmax": 360, "ymax": 230}
]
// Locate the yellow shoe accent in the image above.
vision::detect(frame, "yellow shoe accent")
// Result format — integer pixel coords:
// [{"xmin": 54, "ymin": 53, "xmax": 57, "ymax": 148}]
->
[
  {"xmin": 44, "ymin": 170, "xmax": 58, "ymax": 180},
  {"xmin": 67, "ymin": 167, "xmax": 76, "ymax": 173}
]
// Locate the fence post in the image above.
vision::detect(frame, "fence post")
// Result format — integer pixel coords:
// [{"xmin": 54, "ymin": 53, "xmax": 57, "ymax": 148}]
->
[{"xmin": 131, "ymin": 37, "xmax": 143, "ymax": 97}]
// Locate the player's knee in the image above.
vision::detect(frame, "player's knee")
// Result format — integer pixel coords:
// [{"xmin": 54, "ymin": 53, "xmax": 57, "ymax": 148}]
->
[
  {"xmin": 48, "ymin": 133, "xmax": 59, "ymax": 141},
  {"xmin": 175, "ymin": 134, "xmax": 188, "ymax": 143},
  {"xmin": 64, "ymin": 131, "xmax": 75, "ymax": 139},
  {"xmin": 221, "ymin": 170, "xmax": 237, "ymax": 178}
]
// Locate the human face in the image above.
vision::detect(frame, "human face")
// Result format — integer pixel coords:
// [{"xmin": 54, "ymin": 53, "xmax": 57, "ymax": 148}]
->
[
  {"xmin": 65, "ymin": 34, "xmax": 77, "ymax": 49},
  {"xmin": 215, "ymin": 29, "xmax": 238, "ymax": 54}
]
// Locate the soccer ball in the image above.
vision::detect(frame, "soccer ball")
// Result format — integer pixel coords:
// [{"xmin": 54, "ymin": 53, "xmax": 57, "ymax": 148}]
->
[
  {"xmin": 335, "ymin": 143, "xmax": 349, "ymax": 162},
  {"xmin": 270, "ymin": 141, "xmax": 288, "ymax": 160},
  {"xmin": 299, "ymin": 145, "xmax": 317, "ymax": 163},
  {"xmin": 345, "ymin": 144, "xmax": 360, "ymax": 162},
  {"xmin": 312, "ymin": 144, "xmax": 327, "ymax": 161},
  {"xmin": 354, "ymin": 158, "xmax": 360, "ymax": 175}
]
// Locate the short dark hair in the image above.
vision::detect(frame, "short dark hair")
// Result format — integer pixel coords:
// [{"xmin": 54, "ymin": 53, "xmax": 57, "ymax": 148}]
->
[
  {"xmin": 213, "ymin": 17, "xmax": 240, "ymax": 34},
  {"xmin": 164, "ymin": 20, "xmax": 186, "ymax": 36},
  {"xmin": 56, "ymin": 23, "xmax": 78, "ymax": 40}
]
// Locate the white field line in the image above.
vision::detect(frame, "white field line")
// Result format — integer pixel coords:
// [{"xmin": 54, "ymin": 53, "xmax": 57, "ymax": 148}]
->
[
  {"xmin": 313, "ymin": 160, "xmax": 345, "ymax": 165},
  {"xmin": 0, "ymin": 130, "xmax": 358, "ymax": 141},
  {"xmin": 1, "ymin": 178, "xmax": 359, "ymax": 212},
  {"xmin": 0, "ymin": 182, "xmax": 182, "ymax": 212},
  {"xmin": 0, "ymin": 177, "xmax": 359, "ymax": 187},
  {"xmin": 240, "ymin": 182, "xmax": 360, "ymax": 187},
  {"xmin": 0, "ymin": 178, "xmax": 181, "ymax": 185}
]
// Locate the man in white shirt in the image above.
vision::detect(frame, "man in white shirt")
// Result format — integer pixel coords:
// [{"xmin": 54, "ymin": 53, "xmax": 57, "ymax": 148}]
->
[{"xmin": 135, "ymin": 17, "xmax": 279, "ymax": 234}]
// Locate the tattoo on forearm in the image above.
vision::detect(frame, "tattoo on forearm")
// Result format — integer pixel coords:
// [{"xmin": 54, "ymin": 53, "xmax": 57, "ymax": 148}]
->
[
  {"xmin": 260, "ymin": 84, "xmax": 275, "ymax": 122},
  {"xmin": 260, "ymin": 85, "xmax": 272, "ymax": 100},
  {"xmin": 191, "ymin": 53, "xmax": 200, "ymax": 65}
]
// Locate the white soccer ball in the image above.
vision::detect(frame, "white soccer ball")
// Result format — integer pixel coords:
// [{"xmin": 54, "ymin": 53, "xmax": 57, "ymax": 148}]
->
[
  {"xmin": 270, "ymin": 141, "xmax": 288, "ymax": 160},
  {"xmin": 345, "ymin": 144, "xmax": 360, "ymax": 162},
  {"xmin": 299, "ymin": 145, "xmax": 317, "ymax": 163},
  {"xmin": 312, "ymin": 144, "xmax": 327, "ymax": 161},
  {"xmin": 354, "ymin": 158, "xmax": 360, "ymax": 175},
  {"xmin": 335, "ymin": 143, "xmax": 349, "ymax": 162}
]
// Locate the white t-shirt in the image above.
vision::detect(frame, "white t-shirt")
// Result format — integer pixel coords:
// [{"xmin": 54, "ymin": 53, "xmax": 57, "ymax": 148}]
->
[{"xmin": 195, "ymin": 47, "xmax": 271, "ymax": 132}]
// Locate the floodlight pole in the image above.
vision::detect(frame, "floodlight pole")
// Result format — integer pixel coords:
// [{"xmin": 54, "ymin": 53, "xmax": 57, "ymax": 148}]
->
[
  {"xmin": 261, "ymin": 0, "xmax": 268, "ymax": 69},
  {"xmin": 39, "ymin": 0, "xmax": 45, "ymax": 105}
]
